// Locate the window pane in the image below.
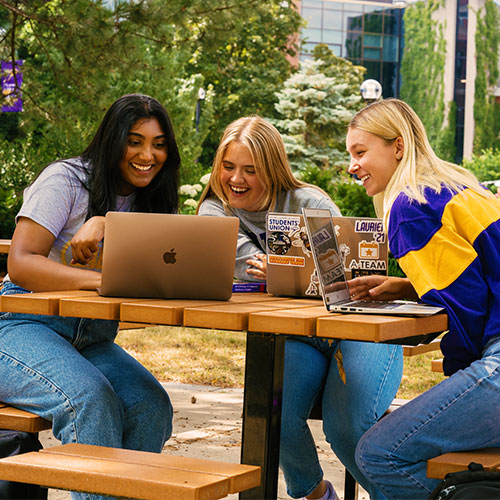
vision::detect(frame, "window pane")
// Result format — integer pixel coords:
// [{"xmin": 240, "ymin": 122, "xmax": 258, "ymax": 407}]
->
[
  {"xmin": 323, "ymin": 1, "xmax": 343, "ymax": 10},
  {"xmin": 363, "ymin": 4, "xmax": 384, "ymax": 13},
  {"xmin": 363, "ymin": 61, "xmax": 381, "ymax": 82},
  {"xmin": 323, "ymin": 30, "xmax": 342, "ymax": 44},
  {"xmin": 323, "ymin": 9, "xmax": 343, "ymax": 29},
  {"xmin": 364, "ymin": 13, "xmax": 383, "ymax": 33},
  {"xmin": 302, "ymin": 42, "xmax": 320, "ymax": 53},
  {"xmin": 329, "ymin": 44, "xmax": 342, "ymax": 57},
  {"xmin": 364, "ymin": 34, "xmax": 382, "ymax": 47},
  {"xmin": 345, "ymin": 12, "xmax": 363, "ymax": 31},
  {"xmin": 382, "ymin": 62, "xmax": 398, "ymax": 97},
  {"xmin": 363, "ymin": 47, "xmax": 381, "ymax": 59},
  {"xmin": 383, "ymin": 35, "xmax": 398, "ymax": 62},
  {"xmin": 342, "ymin": 1, "xmax": 363, "ymax": 12},
  {"xmin": 302, "ymin": 28, "xmax": 323, "ymax": 43},
  {"xmin": 384, "ymin": 14, "xmax": 398, "ymax": 35},
  {"xmin": 344, "ymin": 32, "xmax": 362, "ymax": 59},
  {"xmin": 302, "ymin": 7, "xmax": 322, "ymax": 28},
  {"xmin": 302, "ymin": 0, "xmax": 323, "ymax": 7}
]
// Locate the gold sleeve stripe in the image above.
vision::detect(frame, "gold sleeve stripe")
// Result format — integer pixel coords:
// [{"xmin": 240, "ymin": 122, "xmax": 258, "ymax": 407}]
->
[{"xmin": 398, "ymin": 189, "xmax": 500, "ymax": 296}]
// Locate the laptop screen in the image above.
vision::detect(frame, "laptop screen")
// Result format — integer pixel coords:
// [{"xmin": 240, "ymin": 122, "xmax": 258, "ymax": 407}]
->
[{"xmin": 302, "ymin": 208, "xmax": 351, "ymax": 306}]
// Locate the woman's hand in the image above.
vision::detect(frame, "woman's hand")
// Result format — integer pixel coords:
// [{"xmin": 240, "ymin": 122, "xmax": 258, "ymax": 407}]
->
[
  {"xmin": 347, "ymin": 275, "xmax": 418, "ymax": 301},
  {"xmin": 246, "ymin": 253, "xmax": 267, "ymax": 279},
  {"xmin": 70, "ymin": 216, "xmax": 105, "ymax": 265}
]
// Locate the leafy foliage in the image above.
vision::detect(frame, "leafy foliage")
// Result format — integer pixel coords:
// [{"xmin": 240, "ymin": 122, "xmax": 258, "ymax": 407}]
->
[
  {"xmin": 273, "ymin": 45, "xmax": 364, "ymax": 172},
  {"xmin": 462, "ymin": 148, "xmax": 500, "ymax": 184},
  {"xmin": 189, "ymin": 0, "xmax": 303, "ymax": 165},
  {"xmin": 400, "ymin": 0, "xmax": 455, "ymax": 161},
  {"xmin": 0, "ymin": 0, "xmax": 301, "ymax": 229},
  {"xmin": 473, "ymin": 0, "xmax": 500, "ymax": 152}
]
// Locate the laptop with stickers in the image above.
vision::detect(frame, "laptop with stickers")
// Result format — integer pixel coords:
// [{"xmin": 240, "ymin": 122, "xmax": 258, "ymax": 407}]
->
[
  {"xmin": 302, "ymin": 208, "xmax": 444, "ymax": 316},
  {"xmin": 100, "ymin": 212, "xmax": 239, "ymax": 300},
  {"xmin": 265, "ymin": 212, "xmax": 320, "ymax": 297},
  {"xmin": 266, "ymin": 213, "xmax": 390, "ymax": 298},
  {"xmin": 331, "ymin": 216, "xmax": 388, "ymax": 280}
]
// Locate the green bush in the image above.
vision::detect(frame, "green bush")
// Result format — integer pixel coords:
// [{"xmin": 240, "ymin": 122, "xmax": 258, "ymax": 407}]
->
[{"xmin": 462, "ymin": 148, "xmax": 500, "ymax": 184}]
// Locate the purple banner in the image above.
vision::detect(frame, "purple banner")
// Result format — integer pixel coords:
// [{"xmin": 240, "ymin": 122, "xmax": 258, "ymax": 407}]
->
[{"xmin": 1, "ymin": 60, "xmax": 23, "ymax": 112}]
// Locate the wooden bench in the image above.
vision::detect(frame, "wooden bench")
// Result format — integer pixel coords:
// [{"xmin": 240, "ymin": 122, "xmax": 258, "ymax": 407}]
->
[
  {"xmin": 427, "ymin": 448, "xmax": 500, "ymax": 479},
  {"xmin": 0, "ymin": 443, "xmax": 261, "ymax": 500},
  {"xmin": 0, "ymin": 239, "xmax": 11, "ymax": 255},
  {"xmin": 0, "ymin": 403, "xmax": 51, "ymax": 433},
  {"xmin": 0, "ymin": 403, "xmax": 260, "ymax": 499},
  {"xmin": 403, "ymin": 339, "xmax": 441, "ymax": 356},
  {"xmin": 431, "ymin": 358, "xmax": 444, "ymax": 372}
]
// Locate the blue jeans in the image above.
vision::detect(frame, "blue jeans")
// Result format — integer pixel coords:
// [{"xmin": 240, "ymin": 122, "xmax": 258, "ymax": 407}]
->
[
  {"xmin": 0, "ymin": 282, "xmax": 173, "ymax": 500},
  {"xmin": 355, "ymin": 336, "xmax": 500, "ymax": 499},
  {"xmin": 280, "ymin": 337, "xmax": 403, "ymax": 499}
]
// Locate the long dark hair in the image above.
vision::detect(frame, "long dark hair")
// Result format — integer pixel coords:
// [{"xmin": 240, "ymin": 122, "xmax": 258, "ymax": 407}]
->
[{"xmin": 82, "ymin": 93, "xmax": 180, "ymax": 217}]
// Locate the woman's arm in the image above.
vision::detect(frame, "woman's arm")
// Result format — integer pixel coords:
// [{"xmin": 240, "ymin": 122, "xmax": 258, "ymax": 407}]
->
[
  {"xmin": 347, "ymin": 275, "xmax": 418, "ymax": 301},
  {"xmin": 8, "ymin": 217, "xmax": 101, "ymax": 292}
]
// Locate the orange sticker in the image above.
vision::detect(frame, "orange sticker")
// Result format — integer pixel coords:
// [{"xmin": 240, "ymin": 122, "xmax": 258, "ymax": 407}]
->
[{"xmin": 268, "ymin": 254, "xmax": 306, "ymax": 267}]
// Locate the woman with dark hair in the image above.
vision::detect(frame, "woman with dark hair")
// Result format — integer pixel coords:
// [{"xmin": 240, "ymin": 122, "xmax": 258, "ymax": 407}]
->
[{"xmin": 0, "ymin": 94, "xmax": 179, "ymax": 500}]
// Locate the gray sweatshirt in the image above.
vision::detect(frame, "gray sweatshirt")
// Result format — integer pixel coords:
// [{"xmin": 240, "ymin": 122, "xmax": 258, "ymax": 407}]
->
[{"xmin": 198, "ymin": 186, "xmax": 341, "ymax": 281}]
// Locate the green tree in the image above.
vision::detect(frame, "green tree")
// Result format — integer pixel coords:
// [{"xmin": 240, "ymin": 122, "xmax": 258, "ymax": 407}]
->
[
  {"xmin": 0, "ymin": 0, "xmax": 302, "ymax": 182},
  {"xmin": 273, "ymin": 46, "xmax": 364, "ymax": 173},
  {"xmin": 188, "ymin": 0, "xmax": 302, "ymax": 165},
  {"xmin": 400, "ymin": 0, "xmax": 455, "ymax": 161},
  {"xmin": 473, "ymin": 0, "xmax": 500, "ymax": 152}
]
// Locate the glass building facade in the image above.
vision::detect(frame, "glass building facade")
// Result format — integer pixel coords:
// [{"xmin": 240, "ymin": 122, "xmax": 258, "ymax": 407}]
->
[{"xmin": 299, "ymin": 0, "xmax": 405, "ymax": 97}]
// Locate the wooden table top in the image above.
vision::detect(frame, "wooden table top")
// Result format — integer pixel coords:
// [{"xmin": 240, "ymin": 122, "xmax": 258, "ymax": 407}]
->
[
  {"xmin": 0, "ymin": 239, "xmax": 11, "ymax": 255},
  {"xmin": 0, "ymin": 291, "xmax": 448, "ymax": 342}
]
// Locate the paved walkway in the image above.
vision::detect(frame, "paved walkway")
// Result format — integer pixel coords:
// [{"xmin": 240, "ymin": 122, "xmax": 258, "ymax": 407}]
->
[{"xmin": 41, "ymin": 382, "xmax": 368, "ymax": 500}]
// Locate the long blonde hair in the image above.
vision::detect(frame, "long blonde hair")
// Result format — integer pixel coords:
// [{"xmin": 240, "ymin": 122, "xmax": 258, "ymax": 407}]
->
[
  {"xmin": 197, "ymin": 116, "xmax": 324, "ymax": 212},
  {"xmin": 348, "ymin": 99, "xmax": 491, "ymax": 221}
]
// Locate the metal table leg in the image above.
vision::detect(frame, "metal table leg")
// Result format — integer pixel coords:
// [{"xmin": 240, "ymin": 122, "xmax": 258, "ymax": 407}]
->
[{"xmin": 240, "ymin": 331, "xmax": 285, "ymax": 500}]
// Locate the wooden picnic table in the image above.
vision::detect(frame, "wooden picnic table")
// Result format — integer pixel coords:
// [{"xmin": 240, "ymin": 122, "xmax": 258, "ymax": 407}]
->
[
  {"xmin": 0, "ymin": 239, "xmax": 11, "ymax": 255},
  {"xmin": 0, "ymin": 291, "xmax": 447, "ymax": 499}
]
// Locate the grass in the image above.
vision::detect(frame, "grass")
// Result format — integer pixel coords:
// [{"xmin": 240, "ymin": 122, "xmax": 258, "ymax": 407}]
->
[{"xmin": 116, "ymin": 325, "xmax": 446, "ymax": 399}]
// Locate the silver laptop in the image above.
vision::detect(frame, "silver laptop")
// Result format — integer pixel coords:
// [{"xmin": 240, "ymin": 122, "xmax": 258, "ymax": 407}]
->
[
  {"xmin": 266, "ymin": 213, "xmax": 320, "ymax": 297},
  {"xmin": 100, "ymin": 212, "xmax": 239, "ymax": 300},
  {"xmin": 302, "ymin": 208, "xmax": 444, "ymax": 316}
]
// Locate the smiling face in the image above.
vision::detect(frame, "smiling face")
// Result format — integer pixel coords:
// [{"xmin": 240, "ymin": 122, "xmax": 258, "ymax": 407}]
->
[
  {"xmin": 118, "ymin": 118, "xmax": 167, "ymax": 195},
  {"xmin": 220, "ymin": 141, "xmax": 267, "ymax": 212},
  {"xmin": 346, "ymin": 127, "xmax": 403, "ymax": 197}
]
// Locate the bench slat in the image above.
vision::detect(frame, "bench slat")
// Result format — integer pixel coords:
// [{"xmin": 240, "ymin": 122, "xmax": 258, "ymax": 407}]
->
[
  {"xmin": 427, "ymin": 448, "xmax": 500, "ymax": 479},
  {"xmin": 42, "ymin": 443, "xmax": 261, "ymax": 494},
  {"xmin": 0, "ymin": 405, "xmax": 51, "ymax": 433},
  {"xmin": 403, "ymin": 339, "xmax": 441, "ymax": 356},
  {"xmin": 0, "ymin": 444, "xmax": 260, "ymax": 500}
]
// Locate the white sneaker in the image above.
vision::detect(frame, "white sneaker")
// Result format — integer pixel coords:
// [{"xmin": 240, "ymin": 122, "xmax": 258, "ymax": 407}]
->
[
  {"xmin": 324, "ymin": 480, "xmax": 339, "ymax": 500},
  {"xmin": 302, "ymin": 480, "xmax": 339, "ymax": 500}
]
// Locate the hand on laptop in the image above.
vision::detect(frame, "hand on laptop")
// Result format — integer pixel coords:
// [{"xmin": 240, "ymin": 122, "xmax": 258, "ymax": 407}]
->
[
  {"xmin": 71, "ymin": 216, "xmax": 105, "ymax": 265},
  {"xmin": 347, "ymin": 275, "xmax": 418, "ymax": 302},
  {"xmin": 246, "ymin": 253, "xmax": 267, "ymax": 279}
]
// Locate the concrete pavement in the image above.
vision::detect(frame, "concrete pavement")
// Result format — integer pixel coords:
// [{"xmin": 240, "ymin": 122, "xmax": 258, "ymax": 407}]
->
[{"xmin": 40, "ymin": 382, "xmax": 368, "ymax": 500}]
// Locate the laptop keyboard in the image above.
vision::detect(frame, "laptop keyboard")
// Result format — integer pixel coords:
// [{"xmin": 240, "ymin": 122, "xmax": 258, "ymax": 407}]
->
[{"xmin": 342, "ymin": 300, "xmax": 402, "ymax": 309}]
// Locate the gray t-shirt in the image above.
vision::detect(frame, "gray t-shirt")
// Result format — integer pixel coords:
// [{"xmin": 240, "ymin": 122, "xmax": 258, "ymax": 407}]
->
[
  {"xmin": 14, "ymin": 158, "xmax": 134, "ymax": 273},
  {"xmin": 198, "ymin": 186, "xmax": 341, "ymax": 281}
]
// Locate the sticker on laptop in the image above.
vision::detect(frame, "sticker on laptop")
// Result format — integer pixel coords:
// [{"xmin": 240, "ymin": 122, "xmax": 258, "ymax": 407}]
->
[
  {"xmin": 267, "ymin": 254, "xmax": 306, "ymax": 267},
  {"xmin": 267, "ymin": 214, "xmax": 312, "ymax": 261}
]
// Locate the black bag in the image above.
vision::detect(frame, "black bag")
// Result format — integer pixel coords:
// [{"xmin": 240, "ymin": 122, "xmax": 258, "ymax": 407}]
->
[
  {"xmin": 428, "ymin": 462, "xmax": 500, "ymax": 499},
  {"xmin": 0, "ymin": 429, "xmax": 47, "ymax": 499}
]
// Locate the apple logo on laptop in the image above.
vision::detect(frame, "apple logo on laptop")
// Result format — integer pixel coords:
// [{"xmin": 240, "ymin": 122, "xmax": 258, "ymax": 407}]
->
[{"xmin": 163, "ymin": 249, "xmax": 176, "ymax": 264}]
